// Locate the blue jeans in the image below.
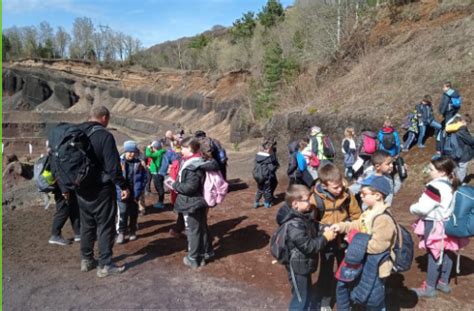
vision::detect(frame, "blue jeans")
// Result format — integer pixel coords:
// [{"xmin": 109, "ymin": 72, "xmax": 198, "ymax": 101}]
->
[
  {"xmin": 287, "ymin": 268, "xmax": 313, "ymax": 310},
  {"xmin": 403, "ymin": 131, "xmax": 417, "ymax": 150},
  {"xmin": 418, "ymin": 120, "xmax": 442, "ymax": 147}
]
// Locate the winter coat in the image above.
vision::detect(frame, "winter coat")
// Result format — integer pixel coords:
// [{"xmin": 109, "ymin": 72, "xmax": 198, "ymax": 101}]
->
[
  {"xmin": 405, "ymin": 111, "xmax": 419, "ymax": 134},
  {"xmin": 172, "ymin": 156, "xmax": 220, "ymax": 213},
  {"xmin": 276, "ymin": 204, "xmax": 327, "ymax": 275},
  {"xmin": 115, "ymin": 155, "xmax": 147, "ymax": 201},
  {"xmin": 145, "ymin": 146, "xmax": 167, "ymax": 174},
  {"xmin": 159, "ymin": 149, "xmax": 181, "ymax": 176},
  {"xmin": 287, "ymin": 141, "xmax": 302, "ymax": 180},
  {"xmin": 342, "ymin": 138, "xmax": 357, "ymax": 167},
  {"xmin": 377, "ymin": 127, "xmax": 401, "ymax": 157},
  {"xmin": 255, "ymin": 152, "xmax": 277, "ymax": 182},
  {"xmin": 439, "ymin": 88, "xmax": 461, "ymax": 118},
  {"xmin": 445, "ymin": 123, "xmax": 474, "ymax": 163},
  {"xmin": 335, "ymin": 203, "xmax": 396, "ymax": 278},
  {"xmin": 310, "ymin": 184, "xmax": 361, "ymax": 226},
  {"xmin": 415, "ymin": 102, "xmax": 435, "ymax": 125},
  {"xmin": 409, "ymin": 177, "xmax": 454, "ymax": 221}
]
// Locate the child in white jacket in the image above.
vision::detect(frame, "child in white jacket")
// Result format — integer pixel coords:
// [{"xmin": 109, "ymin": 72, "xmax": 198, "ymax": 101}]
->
[{"xmin": 410, "ymin": 157, "xmax": 461, "ymax": 298}]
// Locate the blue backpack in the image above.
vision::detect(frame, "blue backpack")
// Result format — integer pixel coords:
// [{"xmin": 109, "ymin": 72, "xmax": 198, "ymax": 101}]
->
[
  {"xmin": 442, "ymin": 132, "xmax": 463, "ymax": 161},
  {"xmin": 445, "ymin": 89, "xmax": 462, "ymax": 109},
  {"xmin": 444, "ymin": 185, "xmax": 474, "ymax": 238},
  {"xmin": 377, "ymin": 212, "xmax": 414, "ymax": 273}
]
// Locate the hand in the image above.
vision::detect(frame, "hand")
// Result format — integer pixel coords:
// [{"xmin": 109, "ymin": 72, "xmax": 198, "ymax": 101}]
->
[
  {"xmin": 62, "ymin": 192, "xmax": 70, "ymax": 201},
  {"xmin": 121, "ymin": 189, "xmax": 130, "ymax": 200},
  {"xmin": 330, "ymin": 224, "xmax": 341, "ymax": 233},
  {"xmin": 323, "ymin": 229, "xmax": 337, "ymax": 242}
]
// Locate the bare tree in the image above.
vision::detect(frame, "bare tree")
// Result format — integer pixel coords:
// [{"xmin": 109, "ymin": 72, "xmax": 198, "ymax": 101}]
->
[
  {"xmin": 71, "ymin": 17, "xmax": 94, "ymax": 60},
  {"xmin": 3, "ymin": 27, "xmax": 24, "ymax": 59},
  {"xmin": 114, "ymin": 31, "xmax": 126, "ymax": 62},
  {"xmin": 55, "ymin": 26, "xmax": 71, "ymax": 58},
  {"xmin": 38, "ymin": 21, "xmax": 54, "ymax": 45},
  {"xmin": 22, "ymin": 26, "xmax": 39, "ymax": 57}
]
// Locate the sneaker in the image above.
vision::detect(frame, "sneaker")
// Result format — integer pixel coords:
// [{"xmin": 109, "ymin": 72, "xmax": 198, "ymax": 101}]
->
[
  {"xmin": 412, "ymin": 281, "xmax": 436, "ymax": 298},
  {"xmin": 418, "ymin": 145, "xmax": 426, "ymax": 149},
  {"xmin": 129, "ymin": 232, "xmax": 137, "ymax": 241},
  {"xmin": 320, "ymin": 296, "xmax": 331, "ymax": 311},
  {"xmin": 402, "ymin": 148, "xmax": 409, "ymax": 152},
  {"xmin": 96, "ymin": 263, "xmax": 126, "ymax": 278},
  {"xmin": 74, "ymin": 235, "xmax": 81, "ymax": 242},
  {"xmin": 264, "ymin": 202, "xmax": 272, "ymax": 209},
  {"xmin": 48, "ymin": 235, "xmax": 71, "ymax": 246},
  {"xmin": 80, "ymin": 259, "xmax": 97, "ymax": 272},
  {"xmin": 183, "ymin": 256, "xmax": 199, "ymax": 269},
  {"xmin": 204, "ymin": 251, "xmax": 215, "ymax": 260},
  {"xmin": 253, "ymin": 202, "xmax": 260, "ymax": 209},
  {"xmin": 116, "ymin": 233, "xmax": 125, "ymax": 244},
  {"xmin": 436, "ymin": 281, "xmax": 451, "ymax": 293},
  {"xmin": 153, "ymin": 202, "xmax": 164, "ymax": 209}
]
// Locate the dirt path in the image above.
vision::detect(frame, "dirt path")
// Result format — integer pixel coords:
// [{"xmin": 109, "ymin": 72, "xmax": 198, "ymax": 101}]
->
[{"xmin": 3, "ymin": 139, "xmax": 473, "ymax": 310}]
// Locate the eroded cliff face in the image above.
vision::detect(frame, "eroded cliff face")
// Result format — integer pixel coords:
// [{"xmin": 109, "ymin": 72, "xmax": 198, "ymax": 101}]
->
[{"xmin": 2, "ymin": 60, "xmax": 252, "ymax": 143}]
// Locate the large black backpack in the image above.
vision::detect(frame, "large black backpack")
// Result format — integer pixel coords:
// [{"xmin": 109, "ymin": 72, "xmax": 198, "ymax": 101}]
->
[
  {"xmin": 270, "ymin": 219, "xmax": 297, "ymax": 265},
  {"xmin": 48, "ymin": 123, "xmax": 102, "ymax": 192},
  {"xmin": 252, "ymin": 161, "xmax": 269, "ymax": 184},
  {"xmin": 381, "ymin": 132, "xmax": 395, "ymax": 150}
]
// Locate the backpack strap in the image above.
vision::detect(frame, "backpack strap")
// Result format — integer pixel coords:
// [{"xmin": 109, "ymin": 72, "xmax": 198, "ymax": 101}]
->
[
  {"xmin": 86, "ymin": 125, "xmax": 105, "ymax": 138},
  {"xmin": 313, "ymin": 192, "xmax": 325, "ymax": 220}
]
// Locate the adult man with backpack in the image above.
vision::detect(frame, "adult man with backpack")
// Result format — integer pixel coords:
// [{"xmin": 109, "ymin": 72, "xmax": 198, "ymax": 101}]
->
[
  {"xmin": 50, "ymin": 106, "xmax": 129, "ymax": 277},
  {"xmin": 439, "ymin": 82, "xmax": 462, "ymax": 126}
]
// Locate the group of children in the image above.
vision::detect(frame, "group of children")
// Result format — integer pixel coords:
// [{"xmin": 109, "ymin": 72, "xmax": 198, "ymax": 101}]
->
[{"xmin": 270, "ymin": 82, "xmax": 472, "ymax": 310}]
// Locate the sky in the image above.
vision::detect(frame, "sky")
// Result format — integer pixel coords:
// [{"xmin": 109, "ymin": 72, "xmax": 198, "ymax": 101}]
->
[{"xmin": 3, "ymin": 0, "xmax": 294, "ymax": 48}]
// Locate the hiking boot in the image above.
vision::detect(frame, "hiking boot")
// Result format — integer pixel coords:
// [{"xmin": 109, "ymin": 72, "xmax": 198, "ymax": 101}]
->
[
  {"xmin": 74, "ymin": 235, "xmax": 81, "ymax": 242},
  {"xmin": 412, "ymin": 281, "xmax": 436, "ymax": 298},
  {"xmin": 116, "ymin": 233, "xmax": 125, "ymax": 244},
  {"xmin": 183, "ymin": 256, "xmax": 199, "ymax": 269},
  {"xmin": 96, "ymin": 263, "xmax": 125, "ymax": 277},
  {"xmin": 129, "ymin": 232, "xmax": 137, "ymax": 241},
  {"xmin": 48, "ymin": 235, "xmax": 71, "ymax": 246},
  {"xmin": 80, "ymin": 259, "xmax": 97, "ymax": 272},
  {"xmin": 264, "ymin": 202, "xmax": 272, "ymax": 209},
  {"xmin": 436, "ymin": 281, "xmax": 452, "ymax": 293},
  {"xmin": 153, "ymin": 202, "xmax": 164, "ymax": 209}
]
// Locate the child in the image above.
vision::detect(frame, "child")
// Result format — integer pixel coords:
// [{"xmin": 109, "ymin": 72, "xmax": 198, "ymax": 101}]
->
[
  {"xmin": 310, "ymin": 163, "xmax": 361, "ymax": 310},
  {"xmin": 350, "ymin": 150, "xmax": 401, "ymax": 209},
  {"xmin": 116, "ymin": 141, "xmax": 147, "ymax": 244},
  {"xmin": 410, "ymin": 157, "xmax": 468, "ymax": 297},
  {"xmin": 286, "ymin": 141, "xmax": 302, "ymax": 186},
  {"xmin": 439, "ymin": 82, "xmax": 462, "ymax": 125},
  {"xmin": 146, "ymin": 140, "xmax": 167, "ymax": 209},
  {"xmin": 275, "ymin": 184, "xmax": 337, "ymax": 310},
  {"xmin": 416, "ymin": 95, "xmax": 442, "ymax": 148},
  {"xmin": 378, "ymin": 119, "xmax": 401, "ymax": 157},
  {"xmin": 342, "ymin": 127, "xmax": 357, "ymax": 180},
  {"xmin": 253, "ymin": 141, "xmax": 278, "ymax": 208},
  {"xmin": 331, "ymin": 176, "xmax": 397, "ymax": 310},
  {"xmin": 401, "ymin": 109, "xmax": 419, "ymax": 152},
  {"xmin": 309, "ymin": 126, "xmax": 334, "ymax": 165},
  {"xmin": 171, "ymin": 137, "xmax": 220, "ymax": 268},
  {"xmin": 444, "ymin": 114, "xmax": 473, "ymax": 182}
]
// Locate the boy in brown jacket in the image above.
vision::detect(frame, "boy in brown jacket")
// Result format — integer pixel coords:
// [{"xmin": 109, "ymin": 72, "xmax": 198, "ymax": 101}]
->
[{"xmin": 310, "ymin": 163, "xmax": 361, "ymax": 310}]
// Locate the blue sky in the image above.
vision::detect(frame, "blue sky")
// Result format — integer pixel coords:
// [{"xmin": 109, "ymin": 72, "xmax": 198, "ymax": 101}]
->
[{"xmin": 3, "ymin": 0, "xmax": 294, "ymax": 48}]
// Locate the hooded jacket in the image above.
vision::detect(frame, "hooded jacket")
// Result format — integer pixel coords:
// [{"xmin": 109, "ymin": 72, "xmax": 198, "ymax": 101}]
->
[
  {"xmin": 409, "ymin": 177, "xmax": 454, "ymax": 221},
  {"xmin": 377, "ymin": 126, "xmax": 400, "ymax": 157},
  {"xmin": 445, "ymin": 122, "xmax": 474, "ymax": 163},
  {"xmin": 254, "ymin": 152, "xmax": 276, "ymax": 182},
  {"xmin": 439, "ymin": 88, "xmax": 461, "ymax": 117},
  {"xmin": 172, "ymin": 156, "xmax": 219, "ymax": 213},
  {"xmin": 415, "ymin": 102, "xmax": 435, "ymax": 125},
  {"xmin": 115, "ymin": 155, "xmax": 147, "ymax": 201},
  {"xmin": 276, "ymin": 204, "xmax": 327, "ymax": 275},
  {"xmin": 310, "ymin": 183, "xmax": 361, "ymax": 226},
  {"xmin": 145, "ymin": 146, "xmax": 167, "ymax": 174}
]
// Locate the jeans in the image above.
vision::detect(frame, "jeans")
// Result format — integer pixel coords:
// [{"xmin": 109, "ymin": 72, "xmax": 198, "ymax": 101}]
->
[
  {"xmin": 418, "ymin": 120, "xmax": 442, "ymax": 147},
  {"xmin": 455, "ymin": 161, "xmax": 469, "ymax": 183},
  {"xmin": 116, "ymin": 200, "xmax": 138, "ymax": 233},
  {"xmin": 424, "ymin": 220, "xmax": 453, "ymax": 287},
  {"xmin": 403, "ymin": 131, "xmax": 417, "ymax": 150},
  {"xmin": 287, "ymin": 268, "xmax": 313, "ymax": 310}
]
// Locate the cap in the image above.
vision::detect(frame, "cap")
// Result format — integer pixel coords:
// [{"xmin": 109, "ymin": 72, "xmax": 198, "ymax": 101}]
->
[
  {"xmin": 361, "ymin": 175, "xmax": 391, "ymax": 196},
  {"xmin": 123, "ymin": 140, "xmax": 139, "ymax": 153}
]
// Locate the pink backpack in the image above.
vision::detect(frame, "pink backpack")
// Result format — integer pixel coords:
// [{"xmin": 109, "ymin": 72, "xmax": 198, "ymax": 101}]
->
[
  {"xmin": 204, "ymin": 170, "xmax": 229, "ymax": 207},
  {"xmin": 361, "ymin": 132, "xmax": 377, "ymax": 155}
]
